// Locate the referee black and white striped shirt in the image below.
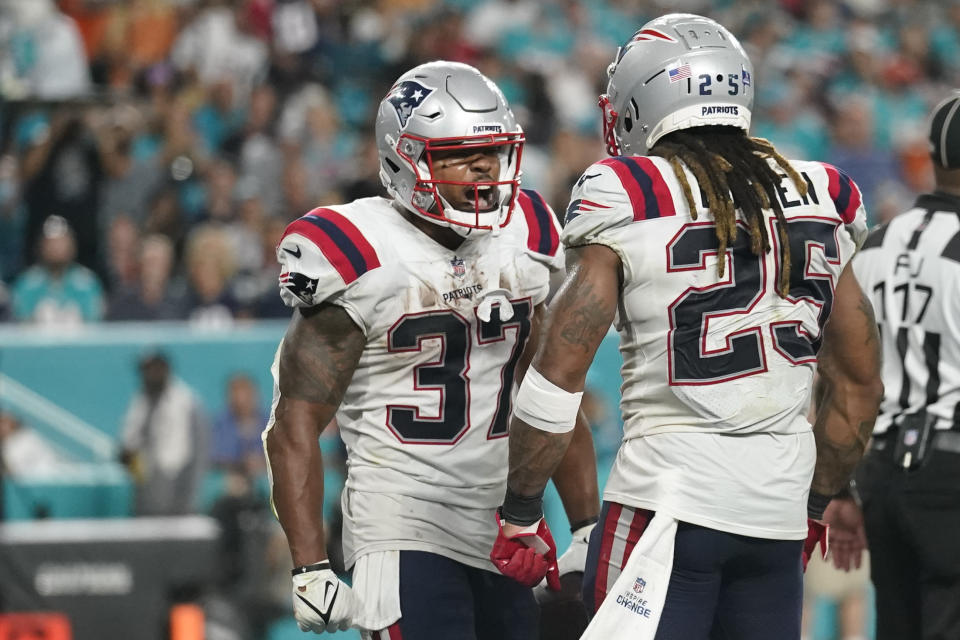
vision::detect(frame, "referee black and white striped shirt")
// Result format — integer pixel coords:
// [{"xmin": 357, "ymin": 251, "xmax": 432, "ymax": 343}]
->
[{"xmin": 853, "ymin": 192, "xmax": 960, "ymax": 436}]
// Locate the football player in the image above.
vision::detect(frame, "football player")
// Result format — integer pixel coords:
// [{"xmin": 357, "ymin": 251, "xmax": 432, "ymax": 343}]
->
[
  {"xmin": 494, "ymin": 14, "xmax": 883, "ymax": 640},
  {"xmin": 262, "ymin": 61, "xmax": 599, "ymax": 639}
]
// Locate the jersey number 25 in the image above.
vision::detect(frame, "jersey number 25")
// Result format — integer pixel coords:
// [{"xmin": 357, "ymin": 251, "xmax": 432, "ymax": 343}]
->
[{"xmin": 667, "ymin": 219, "xmax": 839, "ymax": 384}]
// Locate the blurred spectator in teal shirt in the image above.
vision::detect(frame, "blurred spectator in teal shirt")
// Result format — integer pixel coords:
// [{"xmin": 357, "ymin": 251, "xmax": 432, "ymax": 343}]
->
[{"xmin": 11, "ymin": 215, "xmax": 104, "ymax": 325}]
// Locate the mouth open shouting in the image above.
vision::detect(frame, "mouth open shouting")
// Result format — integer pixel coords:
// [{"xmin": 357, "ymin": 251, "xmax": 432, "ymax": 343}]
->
[{"xmin": 462, "ymin": 183, "xmax": 500, "ymax": 212}]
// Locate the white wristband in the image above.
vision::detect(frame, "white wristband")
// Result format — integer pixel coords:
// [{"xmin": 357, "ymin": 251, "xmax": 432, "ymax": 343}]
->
[{"xmin": 514, "ymin": 367, "xmax": 582, "ymax": 433}]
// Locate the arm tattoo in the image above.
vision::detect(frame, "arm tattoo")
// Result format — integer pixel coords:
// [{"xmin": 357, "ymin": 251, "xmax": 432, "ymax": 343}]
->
[
  {"xmin": 555, "ymin": 267, "xmax": 615, "ymax": 353},
  {"xmin": 508, "ymin": 421, "xmax": 574, "ymax": 496},
  {"xmin": 810, "ymin": 432, "xmax": 869, "ymax": 495},
  {"xmin": 279, "ymin": 304, "xmax": 365, "ymax": 406},
  {"xmin": 810, "ymin": 283, "xmax": 882, "ymax": 495}
]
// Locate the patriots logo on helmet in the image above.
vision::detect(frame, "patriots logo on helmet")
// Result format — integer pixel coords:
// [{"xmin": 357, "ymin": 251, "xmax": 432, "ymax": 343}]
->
[
  {"xmin": 617, "ymin": 28, "xmax": 678, "ymax": 63},
  {"xmin": 386, "ymin": 80, "xmax": 435, "ymax": 128},
  {"xmin": 629, "ymin": 28, "xmax": 677, "ymax": 44}
]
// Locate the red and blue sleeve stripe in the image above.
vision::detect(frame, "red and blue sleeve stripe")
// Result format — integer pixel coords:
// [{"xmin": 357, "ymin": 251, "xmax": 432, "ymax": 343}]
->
[
  {"xmin": 598, "ymin": 156, "xmax": 676, "ymax": 221},
  {"xmin": 819, "ymin": 163, "xmax": 862, "ymax": 224},
  {"xmin": 518, "ymin": 189, "xmax": 560, "ymax": 257},
  {"xmin": 283, "ymin": 208, "xmax": 380, "ymax": 284}
]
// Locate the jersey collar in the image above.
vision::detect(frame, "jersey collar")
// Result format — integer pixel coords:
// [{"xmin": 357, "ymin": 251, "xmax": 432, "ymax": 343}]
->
[{"xmin": 916, "ymin": 191, "xmax": 960, "ymax": 215}]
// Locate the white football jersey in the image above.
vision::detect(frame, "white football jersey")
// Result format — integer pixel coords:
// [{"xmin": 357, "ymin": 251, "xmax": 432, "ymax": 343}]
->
[
  {"xmin": 264, "ymin": 193, "xmax": 562, "ymax": 569},
  {"xmin": 852, "ymin": 193, "xmax": 960, "ymax": 436},
  {"xmin": 563, "ymin": 155, "xmax": 867, "ymax": 539}
]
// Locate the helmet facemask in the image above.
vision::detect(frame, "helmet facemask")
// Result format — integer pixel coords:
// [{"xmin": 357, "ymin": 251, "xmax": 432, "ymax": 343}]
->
[
  {"xmin": 394, "ymin": 131, "xmax": 525, "ymax": 235},
  {"xmin": 376, "ymin": 61, "xmax": 525, "ymax": 237}
]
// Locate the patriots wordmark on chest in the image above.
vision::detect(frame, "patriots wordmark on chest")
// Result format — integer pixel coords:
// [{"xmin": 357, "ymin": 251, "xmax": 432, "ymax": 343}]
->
[{"xmin": 442, "ymin": 283, "xmax": 483, "ymax": 302}]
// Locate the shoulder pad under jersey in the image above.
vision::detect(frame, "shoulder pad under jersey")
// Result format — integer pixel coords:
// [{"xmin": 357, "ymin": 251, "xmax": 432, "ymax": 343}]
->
[
  {"xmin": 277, "ymin": 207, "xmax": 382, "ymax": 308},
  {"xmin": 515, "ymin": 188, "xmax": 562, "ymax": 267},
  {"xmin": 816, "ymin": 162, "xmax": 869, "ymax": 250},
  {"xmin": 562, "ymin": 156, "xmax": 679, "ymax": 247}
]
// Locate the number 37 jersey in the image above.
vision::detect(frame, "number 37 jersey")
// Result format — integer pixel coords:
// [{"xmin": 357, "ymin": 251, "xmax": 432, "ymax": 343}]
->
[
  {"xmin": 563, "ymin": 156, "xmax": 866, "ymax": 538},
  {"xmin": 266, "ymin": 194, "xmax": 561, "ymax": 567}
]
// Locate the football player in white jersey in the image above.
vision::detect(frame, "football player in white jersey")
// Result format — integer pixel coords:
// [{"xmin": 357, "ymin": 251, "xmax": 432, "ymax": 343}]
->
[
  {"xmin": 262, "ymin": 61, "xmax": 599, "ymax": 639},
  {"xmin": 493, "ymin": 14, "xmax": 883, "ymax": 640}
]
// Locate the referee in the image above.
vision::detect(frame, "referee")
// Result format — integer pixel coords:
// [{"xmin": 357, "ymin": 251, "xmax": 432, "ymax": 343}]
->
[{"xmin": 837, "ymin": 91, "xmax": 960, "ymax": 640}]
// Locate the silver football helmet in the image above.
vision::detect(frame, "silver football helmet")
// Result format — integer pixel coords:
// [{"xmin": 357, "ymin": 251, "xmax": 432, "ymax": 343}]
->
[
  {"xmin": 599, "ymin": 14, "xmax": 754, "ymax": 156},
  {"xmin": 375, "ymin": 61, "xmax": 524, "ymax": 235}
]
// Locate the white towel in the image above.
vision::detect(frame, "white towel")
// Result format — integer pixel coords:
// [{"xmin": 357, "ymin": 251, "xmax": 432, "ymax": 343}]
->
[
  {"xmin": 580, "ymin": 513, "xmax": 678, "ymax": 640},
  {"xmin": 352, "ymin": 550, "xmax": 402, "ymax": 634}
]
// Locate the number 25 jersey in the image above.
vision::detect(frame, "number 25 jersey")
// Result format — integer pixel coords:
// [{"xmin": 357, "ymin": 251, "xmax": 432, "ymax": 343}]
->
[
  {"xmin": 265, "ymin": 193, "xmax": 561, "ymax": 569},
  {"xmin": 564, "ymin": 156, "xmax": 866, "ymax": 539}
]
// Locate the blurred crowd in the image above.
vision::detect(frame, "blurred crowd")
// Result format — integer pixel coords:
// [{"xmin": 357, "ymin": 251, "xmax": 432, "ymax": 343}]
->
[{"xmin": 0, "ymin": 0, "xmax": 956, "ymax": 328}]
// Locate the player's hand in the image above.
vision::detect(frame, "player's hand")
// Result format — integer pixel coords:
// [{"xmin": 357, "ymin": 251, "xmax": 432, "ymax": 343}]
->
[
  {"xmin": 491, "ymin": 515, "xmax": 561, "ymax": 590},
  {"xmin": 802, "ymin": 519, "xmax": 829, "ymax": 572},
  {"xmin": 823, "ymin": 497, "xmax": 867, "ymax": 572},
  {"xmin": 534, "ymin": 521, "xmax": 595, "ymax": 598},
  {"xmin": 291, "ymin": 561, "xmax": 364, "ymax": 633}
]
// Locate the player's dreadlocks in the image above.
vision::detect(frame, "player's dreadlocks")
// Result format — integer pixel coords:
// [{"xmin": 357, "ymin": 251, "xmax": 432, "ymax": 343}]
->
[{"xmin": 649, "ymin": 126, "xmax": 806, "ymax": 296}]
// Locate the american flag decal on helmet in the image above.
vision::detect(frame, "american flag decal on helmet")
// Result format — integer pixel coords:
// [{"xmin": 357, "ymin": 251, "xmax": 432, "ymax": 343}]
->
[{"xmin": 667, "ymin": 61, "xmax": 692, "ymax": 83}]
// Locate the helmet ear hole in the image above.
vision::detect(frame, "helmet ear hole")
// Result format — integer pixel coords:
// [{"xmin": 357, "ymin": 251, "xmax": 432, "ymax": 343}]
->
[
  {"xmin": 384, "ymin": 157, "xmax": 401, "ymax": 173},
  {"xmin": 624, "ymin": 113, "xmax": 633, "ymax": 133}
]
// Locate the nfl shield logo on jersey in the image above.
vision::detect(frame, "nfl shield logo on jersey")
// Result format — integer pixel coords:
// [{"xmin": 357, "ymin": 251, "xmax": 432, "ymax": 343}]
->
[
  {"xmin": 450, "ymin": 256, "xmax": 466, "ymax": 278},
  {"xmin": 634, "ymin": 577, "xmax": 646, "ymax": 594},
  {"xmin": 386, "ymin": 80, "xmax": 434, "ymax": 128}
]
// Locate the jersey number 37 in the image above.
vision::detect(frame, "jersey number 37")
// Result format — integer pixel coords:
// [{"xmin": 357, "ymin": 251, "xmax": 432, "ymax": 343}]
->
[{"xmin": 385, "ymin": 300, "xmax": 532, "ymax": 443}]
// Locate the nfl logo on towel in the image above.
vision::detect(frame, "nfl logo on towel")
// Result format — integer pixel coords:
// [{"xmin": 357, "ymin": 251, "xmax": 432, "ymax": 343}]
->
[
  {"xmin": 634, "ymin": 577, "xmax": 646, "ymax": 594},
  {"xmin": 667, "ymin": 61, "xmax": 691, "ymax": 83}
]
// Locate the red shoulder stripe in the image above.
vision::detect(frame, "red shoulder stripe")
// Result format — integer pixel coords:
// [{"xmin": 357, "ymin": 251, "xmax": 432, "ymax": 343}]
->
[
  {"xmin": 283, "ymin": 208, "xmax": 380, "ymax": 284},
  {"xmin": 598, "ymin": 157, "xmax": 676, "ymax": 221},
  {"xmin": 819, "ymin": 163, "xmax": 862, "ymax": 224}
]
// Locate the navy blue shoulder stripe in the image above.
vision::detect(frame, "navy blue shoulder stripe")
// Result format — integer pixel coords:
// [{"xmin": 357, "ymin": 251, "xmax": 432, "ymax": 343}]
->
[{"xmin": 518, "ymin": 189, "xmax": 559, "ymax": 256}]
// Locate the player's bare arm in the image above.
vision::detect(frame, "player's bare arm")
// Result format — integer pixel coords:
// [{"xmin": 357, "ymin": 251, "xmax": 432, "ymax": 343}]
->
[
  {"xmin": 811, "ymin": 264, "xmax": 883, "ymax": 497},
  {"xmin": 266, "ymin": 303, "xmax": 365, "ymax": 567},
  {"xmin": 516, "ymin": 303, "xmax": 600, "ymax": 527},
  {"xmin": 550, "ymin": 414, "xmax": 600, "ymax": 526},
  {"xmin": 507, "ymin": 244, "xmax": 621, "ymax": 502}
]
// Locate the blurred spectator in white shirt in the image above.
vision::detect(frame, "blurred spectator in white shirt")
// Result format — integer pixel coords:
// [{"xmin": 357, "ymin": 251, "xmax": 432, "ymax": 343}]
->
[
  {"xmin": 0, "ymin": 0, "xmax": 91, "ymax": 99},
  {"xmin": 170, "ymin": 0, "xmax": 268, "ymax": 102},
  {"xmin": 120, "ymin": 351, "xmax": 209, "ymax": 515},
  {"xmin": 0, "ymin": 410, "xmax": 64, "ymax": 477}
]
